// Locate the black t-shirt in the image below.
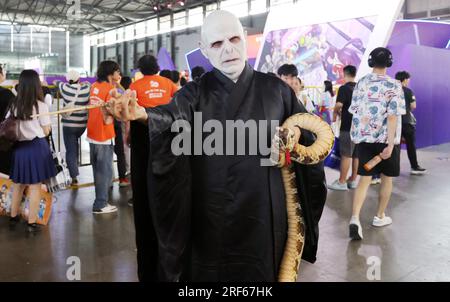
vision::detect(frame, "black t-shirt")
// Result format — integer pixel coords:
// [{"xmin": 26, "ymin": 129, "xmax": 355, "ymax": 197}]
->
[
  {"xmin": 336, "ymin": 82, "xmax": 356, "ymax": 131},
  {"xmin": 0, "ymin": 87, "xmax": 14, "ymax": 121},
  {"xmin": 402, "ymin": 86, "xmax": 416, "ymax": 125}
]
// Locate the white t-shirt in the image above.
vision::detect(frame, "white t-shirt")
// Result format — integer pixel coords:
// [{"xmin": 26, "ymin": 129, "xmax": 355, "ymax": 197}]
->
[{"xmin": 8, "ymin": 101, "xmax": 51, "ymax": 141}]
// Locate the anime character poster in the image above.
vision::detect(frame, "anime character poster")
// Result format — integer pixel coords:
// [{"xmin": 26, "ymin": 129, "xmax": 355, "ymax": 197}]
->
[{"xmin": 257, "ymin": 16, "xmax": 378, "ymax": 85}]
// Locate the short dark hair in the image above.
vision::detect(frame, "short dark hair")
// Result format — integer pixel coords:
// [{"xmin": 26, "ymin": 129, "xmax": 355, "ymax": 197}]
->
[
  {"xmin": 191, "ymin": 66, "xmax": 205, "ymax": 80},
  {"xmin": 180, "ymin": 77, "xmax": 187, "ymax": 87},
  {"xmin": 138, "ymin": 55, "xmax": 159, "ymax": 75},
  {"xmin": 120, "ymin": 76, "xmax": 132, "ymax": 90},
  {"xmin": 171, "ymin": 70, "xmax": 180, "ymax": 84},
  {"xmin": 368, "ymin": 47, "xmax": 393, "ymax": 68},
  {"xmin": 277, "ymin": 64, "xmax": 298, "ymax": 77},
  {"xmin": 97, "ymin": 60, "xmax": 120, "ymax": 82},
  {"xmin": 395, "ymin": 71, "xmax": 410, "ymax": 82},
  {"xmin": 159, "ymin": 69, "xmax": 172, "ymax": 80},
  {"xmin": 343, "ymin": 65, "xmax": 357, "ymax": 78}
]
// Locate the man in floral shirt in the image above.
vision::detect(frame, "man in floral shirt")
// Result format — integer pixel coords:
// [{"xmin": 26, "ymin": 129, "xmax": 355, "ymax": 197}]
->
[{"xmin": 348, "ymin": 47, "xmax": 406, "ymax": 240}]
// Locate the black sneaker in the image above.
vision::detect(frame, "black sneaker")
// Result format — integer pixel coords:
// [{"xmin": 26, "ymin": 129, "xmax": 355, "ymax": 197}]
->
[
  {"xmin": 127, "ymin": 198, "xmax": 133, "ymax": 207},
  {"xmin": 27, "ymin": 223, "xmax": 41, "ymax": 234},
  {"xmin": 411, "ymin": 166, "xmax": 427, "ymax": 175},
  {"xmin": 9, "ymin": 216, "xmax": 20, "ymax": 229}
]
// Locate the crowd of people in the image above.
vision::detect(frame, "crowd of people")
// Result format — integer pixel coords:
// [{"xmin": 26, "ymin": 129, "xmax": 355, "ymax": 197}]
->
[{"xmin": 0, "ymin": 10, "xmax": 428, "ymax": 281}]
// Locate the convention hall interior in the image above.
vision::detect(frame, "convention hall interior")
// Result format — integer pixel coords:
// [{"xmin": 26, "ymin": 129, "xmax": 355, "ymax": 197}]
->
[{"xmin": 0, "ymin": 0, "xmax": 450, "ymax": 283}]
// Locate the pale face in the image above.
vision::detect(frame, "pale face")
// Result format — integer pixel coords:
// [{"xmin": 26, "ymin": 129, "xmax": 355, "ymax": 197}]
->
[{"xmin": 200, "ymin": 11, "xmax": 247, "ymax": 81}]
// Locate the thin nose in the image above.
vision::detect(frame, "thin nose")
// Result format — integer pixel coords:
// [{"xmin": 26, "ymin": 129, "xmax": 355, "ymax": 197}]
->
[{"xmin": 223, "ymin": 40, "xmax": 234, "ymax": 54}]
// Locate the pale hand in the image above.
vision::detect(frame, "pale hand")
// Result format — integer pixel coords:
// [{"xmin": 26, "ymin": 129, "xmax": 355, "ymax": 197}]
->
[
  {"xmin": 380, "ymin": 144, "xmax": 394, "ymax": 160},
  {"xmin": 107, "ymin": 90, "xmax": 147, "ymax": 122}
]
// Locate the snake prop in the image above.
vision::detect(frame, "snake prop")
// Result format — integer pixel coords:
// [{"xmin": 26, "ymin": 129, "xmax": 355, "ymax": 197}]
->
[{"xmin": 274, "ymin": 113, "xmax": 334, "ymax": 282}]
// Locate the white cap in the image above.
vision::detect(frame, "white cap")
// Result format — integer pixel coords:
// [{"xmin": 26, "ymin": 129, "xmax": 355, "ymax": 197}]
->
[{"xmin": 66, "ymin": 70, "xmax": 80, "ymax": 82}]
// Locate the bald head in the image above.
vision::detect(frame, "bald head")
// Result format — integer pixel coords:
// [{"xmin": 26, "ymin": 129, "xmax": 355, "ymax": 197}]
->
[{"xmin": 200, "ymin": 10, "xmax": 247, "ymax": 81}]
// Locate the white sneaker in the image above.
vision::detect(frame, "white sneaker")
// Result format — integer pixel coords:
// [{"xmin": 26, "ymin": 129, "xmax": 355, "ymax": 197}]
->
[
  {"xmin": 328, "ymin": 180, "xmax": 349, "ymax": 191},
  {"xmin": 347, "ymin": 180, "xmax": 358, "ymax": 189},
  {"xmin": 372, "ymin": 215, "xmax": 393, "ymax": 227},
  {"xmin": 93, "ymin": 203, "xmax": 118, "ymax": 214},
  {"xmin": 349, "ymin": 216, "xmax": 363, "ymax": 240},
  {"xmin": 371, "ymin": 177, "xmax": 381, "ymax": 185}
]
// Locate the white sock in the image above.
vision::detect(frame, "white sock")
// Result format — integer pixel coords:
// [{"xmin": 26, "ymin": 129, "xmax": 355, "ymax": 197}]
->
[{"xmin": 350, "ymin": 216, "xmax": 360, "ymax": 224}]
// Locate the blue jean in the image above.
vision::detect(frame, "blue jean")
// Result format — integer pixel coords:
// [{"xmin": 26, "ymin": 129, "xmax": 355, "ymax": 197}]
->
[
  {"xmin": 90, "ymin": 143, "xmax": 114, "ymax": 210},
  {"xmin": 63, "ymin": 127, "xmax": 86, "ymax": 178}
]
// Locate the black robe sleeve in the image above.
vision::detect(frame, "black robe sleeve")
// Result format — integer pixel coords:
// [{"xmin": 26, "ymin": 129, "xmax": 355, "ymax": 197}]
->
[
  {"xmin": 143, "ymin": 82, "xmax": 198, "ymax": 281},
  {"xmin": 280, "ymin": 83, "xmax": 328, "ymax": 263}
]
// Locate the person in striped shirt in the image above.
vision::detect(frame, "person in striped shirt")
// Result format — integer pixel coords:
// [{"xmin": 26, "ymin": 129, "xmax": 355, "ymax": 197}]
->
[{"xmin": 55, "ymin": 70, "xmax": 91, "ymax": 186}]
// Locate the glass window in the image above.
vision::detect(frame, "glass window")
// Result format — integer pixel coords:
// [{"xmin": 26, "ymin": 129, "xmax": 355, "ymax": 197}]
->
[
  {"xmin": 220, "ymin": 0, "xmax": 248, "ymax": 17},
  {"xmin": 136, "ymin": 40, "xmax": 145, "ymax": 59},
  {"xmin": 116, "ymin": 27, "xmax": 124, "ymax": 42},
  {"xmin": 159, "ymin": 15, "xmax": 171, "ymax": 33},
  {"xmin": 188, "ymin": 7, "xmax": 203, "ymax": 27},
  {"xmin": 89, "ymin": 34, "xmax": 97, "ymax": 46},
  {"xmin": 250, "ymin": 0, "xmax": 267, "ymax": 15},
  {"xmin": 147, "ymin": 18, "xmax": 158, "ymax": 35},
  {"xmin": 126, "ymin": 41, "xmax": 135, "ymax": 72},
  {"xmin": 106, "ymin": 46, "xmax": 116, "ymax": 61},
  {"xmin": 135, "ymin": 21, "xmax": 146, "ymax": 39},
  {"xmin": 0, "ymin": 25, "xmax": 12, "ymax": 53},
  {"xmin": 125, "ymin": 24, "xmax": 135, "ymax": 41},
  {"xmin": 147, "ymin": 38, "xmax": 156, "ymax": 55},
  {"xmin": 173, "ymin": 11, "xmax": 187, "ymax": 30},
  {"xmin": 206, "ymin": 3, "xmax": 218, "ymax": 14},
  {"xmin": 105, "ymin": 30, "xmax": 116, "ymax": 45},
  {"xmin": 97, "ymin": 33, "xmax": 105, "ymax": 46}
]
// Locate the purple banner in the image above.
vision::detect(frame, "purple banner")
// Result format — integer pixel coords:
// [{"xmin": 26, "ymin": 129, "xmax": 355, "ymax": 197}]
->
[
  {"xmin": 387, "ymin": 44, "xmax": 450, "ymax": 148},
  {"xmin": 157, "ymin": 47, "xmax": 176, "ymax": 71}
]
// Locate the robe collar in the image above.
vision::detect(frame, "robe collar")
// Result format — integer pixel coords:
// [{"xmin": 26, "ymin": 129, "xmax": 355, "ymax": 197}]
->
[{"xmin": 212, "ymin": 63, "xmax": 255, "ymax": 120}]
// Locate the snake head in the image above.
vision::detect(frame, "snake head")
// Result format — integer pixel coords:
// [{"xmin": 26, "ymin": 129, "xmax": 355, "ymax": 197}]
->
[{"xmin": 278, "ymin": 127, "xmax": 296, "ymax": 152}]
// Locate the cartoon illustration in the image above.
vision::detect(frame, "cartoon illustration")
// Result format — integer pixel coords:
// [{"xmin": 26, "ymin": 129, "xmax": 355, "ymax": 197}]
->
[{"xmin": 257, "ymin": 16, "xmax": 378, "ymax": 85}]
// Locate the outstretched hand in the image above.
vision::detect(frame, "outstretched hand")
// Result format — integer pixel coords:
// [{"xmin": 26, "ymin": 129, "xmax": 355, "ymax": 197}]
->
[{"xmin": 106, "ymin": 90, "xmax": 148, "ymax": 123}]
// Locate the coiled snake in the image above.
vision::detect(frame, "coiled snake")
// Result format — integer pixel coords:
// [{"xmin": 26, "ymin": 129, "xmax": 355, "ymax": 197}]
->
[{"xmin": 274, "ymin": 113, "xmax": 334, "ymax": 282}]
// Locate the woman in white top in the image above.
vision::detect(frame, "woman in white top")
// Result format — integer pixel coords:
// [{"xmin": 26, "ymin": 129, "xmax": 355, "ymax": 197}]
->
[
  {"xmin": 8, "ymin": 70, "xmax": 56, "ymax": 233},
  {"xmin": 318, "ymin": 80, "xmax": 335, "ymax": 124}
]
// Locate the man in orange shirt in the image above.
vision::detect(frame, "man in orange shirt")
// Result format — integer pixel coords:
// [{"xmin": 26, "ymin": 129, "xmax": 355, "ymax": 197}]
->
[
  {"xmin": 128, "ymin": 55, "xmax": 177, "ymax": 281},
  {"xmin": 87, "ymin": 60, "xmax": 120, "ymax": 214}
]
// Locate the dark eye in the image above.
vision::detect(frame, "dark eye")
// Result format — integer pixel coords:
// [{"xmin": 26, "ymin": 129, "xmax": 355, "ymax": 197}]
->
[
  {"xmin": 230, "ymin": 36, "xmax": 240, "ymax": 43},
  {"xmin": 211, "ymin": 41, "xmax": 223, "ymax": 48}
]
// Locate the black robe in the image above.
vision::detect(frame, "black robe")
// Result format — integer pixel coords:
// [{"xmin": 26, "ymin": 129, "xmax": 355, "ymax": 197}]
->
[{"xmin": 135, "ymin": 64, "xmax": 327, "ymax": 281}]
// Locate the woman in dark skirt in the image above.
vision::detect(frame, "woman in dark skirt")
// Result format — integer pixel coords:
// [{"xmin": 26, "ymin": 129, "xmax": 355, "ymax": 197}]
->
[{"xmin": 8, "ymin": 70, "xmax": 56, "ymax": 233}]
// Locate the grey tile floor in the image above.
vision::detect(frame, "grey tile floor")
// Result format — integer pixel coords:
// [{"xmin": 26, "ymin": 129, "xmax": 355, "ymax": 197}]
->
[{"xmin": 1, "ymin": 144, "xmax": 449, "ymax": 282}]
